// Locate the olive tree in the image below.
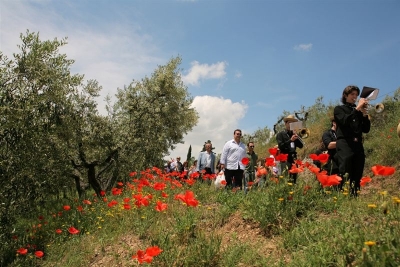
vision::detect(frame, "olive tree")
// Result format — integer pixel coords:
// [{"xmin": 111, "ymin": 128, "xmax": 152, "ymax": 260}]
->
[{"xmin": 113, "ymin": 56, "xmax": 198, "ymax": 177}]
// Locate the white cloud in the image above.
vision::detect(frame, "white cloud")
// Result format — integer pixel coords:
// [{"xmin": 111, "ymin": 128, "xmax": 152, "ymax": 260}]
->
[
  {"xmin": 294, "ymin": 43, "xmax": 313, "ymax": 51},
  {"xmin": 235, "ymin": 71, "xmax": 242, "ymax": 78},
  {"xmin": 181, "ymin": 61, "xmax": 227, "ymax": 86},
  {"xmin": 0, "ymin": 1, "xmax": 164, "ymax": 115},
  {"xmin": 166, "ymin": 95, "xmax": 248, "ymax": 161}
]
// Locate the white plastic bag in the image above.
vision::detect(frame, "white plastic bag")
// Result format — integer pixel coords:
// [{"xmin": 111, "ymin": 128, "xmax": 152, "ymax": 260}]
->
[{"xmin": 214, "ymin": 171, "xmax": 226, "ymax": 189}]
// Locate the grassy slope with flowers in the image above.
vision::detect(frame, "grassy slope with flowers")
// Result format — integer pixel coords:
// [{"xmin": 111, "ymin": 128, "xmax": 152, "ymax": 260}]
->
[{"xmin": 7, "ymin": 98, "xmax": 400, "ymax": 267}]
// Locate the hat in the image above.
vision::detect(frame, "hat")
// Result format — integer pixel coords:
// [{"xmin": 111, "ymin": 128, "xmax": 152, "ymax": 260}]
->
[{"xmin": 283, "ymin": 114, "xmax": 298, "ymax": 123}]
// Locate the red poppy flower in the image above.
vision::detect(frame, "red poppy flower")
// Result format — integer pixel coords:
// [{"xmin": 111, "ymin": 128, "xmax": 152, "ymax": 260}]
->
[
  {"xmin": 265, "ymin": 157, "xmax": 275, "ymax": 167},
  {"xmin": 17, "ymin": 248, "xmax": 28, "ymax": 255},
  {"xmin": 308, "ymin": 166, "xmax": 320, "ymax": 174},
  {"xmin": 275, "ymin": 153, "xmax": 288, "ymax": 162},
  {"xmin": 360, "ymin": 176, "xmax": 372, "ymax": 187},
  {"xmin": 309, "ymin": 154, "xmax": 318, "ymax": 160},
  {"xmin": 294, "ymin": 159, "xmax": 303, "ymax": 166},
  {"xmin": 83, "ymin": 199, "xmax": 92, "ymax": 205},
  {"xmin": 190, "ymin": 172, "xmax": 200, "ymax": 179},
  {"xmin": 145, "ymin": 246, "xmax": 162, "ymax": 257},
  {"xmin": 161, "ymin": 191, "xmax": 168, "ymax": 198},
  {"xmin": 268, "ymin": 147, "xmax": 278, "ymax": 156},
  {"xmin": 77, "ymin": 206, "xmax": 83, "ymax": 212},
  {"xmin": 100, "ymin": 190, "xmax": 106, "ymax": 196},
  {"xmin": 316, "ymin": 173, "xmax": 328, "ymax": 187},
  {"xmin": 326, "ymin": 174, "xmax": 342, "ymax": 187},
  {"xmin": 241, "ymin": 157, "xmax": 250, "ymax": 165},
  {"xmin": 247, "ymin": 181, "xmax": 254, "ymax": 186},
  {"xmin": 107, "ymin": 200, "xmax": 118, "ymax": 207},
  {"xmin": 63, "ymin": 205, "xmax": 71, "ymax": 211},
  {"xmin": 174, "ymin": 190, "xmax": 199, "ymax": 207},
  {"xmin": 155, "ymin": 201, "xmax": 168, "ymax": 212},
  {"xmin": 123, "ymin": 204, "xmax": 131, "ymax": 210},
  {"xmin": 111, "ymin": 187, "xmax": 123, "ymax": 195},
  {"xmin": 132, "ymin": 250, "xmax": 153, "ymax": 264},
  {"xmin": 129, "ymin": 171, "xmax": 136, "ymax": 177},
  {"xmin": 220, "ymin": 180, "xmax": 227, "ymax": 185},
  {"xmin": 35, "ymin": 250, "xmax": 44, "ymax": 258},
  {"xmin": 55, "ymin": 229, "xmax": 62, "ymax": 234},
  {"xmin": 133, "ymin": 194, "xmax": 150, "ymax": 208},
  {"xmin": 185, "ymin": 179, "xmax": 196, "ymax": 186},
  {"xmin": 68, "ymin": 226, "xmax": 80, "ymax": 235},
  {"xmin": 317, "ymin": 154, "xmax": 330, "ymax": 164},
  {"xmin": 289, "ymin": 164, "xmax": 303, "ymax": 174},
  {"xmin": 317, "ymin": 173, "xmax": 342, "ymax": 187},
  {"xmin": 153, "ymin": 182, "xmax": 167, "ymax": 191},
  {"xmin": 371, "ymin": 165, "xmax": 395, "ymax": 176}
]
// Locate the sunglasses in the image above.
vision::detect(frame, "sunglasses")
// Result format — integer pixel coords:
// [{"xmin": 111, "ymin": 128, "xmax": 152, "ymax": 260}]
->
[{"xmin": 249, "ymin": 146, "xmax": 254, "ymax": 148}]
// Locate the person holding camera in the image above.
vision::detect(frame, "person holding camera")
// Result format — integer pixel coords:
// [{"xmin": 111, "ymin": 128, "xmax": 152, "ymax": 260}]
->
[
  {"xmin": 334, "ymin": 85, "xmax": 370, "ymax": 196},
  {"xmin": 276, "ymin": 115, "xmax": 304, "ymax": 184}
]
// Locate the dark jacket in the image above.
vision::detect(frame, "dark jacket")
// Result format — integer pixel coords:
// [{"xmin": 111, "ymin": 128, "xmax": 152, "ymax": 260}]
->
[
  {"xmin": 276, "ymin": 130, "xmax": 304, "ymax": 155},
  {"xmin": 334, "ymin": 103, "xmax": 370, "ymax": 140}
]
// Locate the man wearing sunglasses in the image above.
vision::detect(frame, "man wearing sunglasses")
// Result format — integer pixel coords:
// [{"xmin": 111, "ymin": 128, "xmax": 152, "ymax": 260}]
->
[{"xmin": 244, "ymin": 142, "xmax": 258, "ymax": 185}]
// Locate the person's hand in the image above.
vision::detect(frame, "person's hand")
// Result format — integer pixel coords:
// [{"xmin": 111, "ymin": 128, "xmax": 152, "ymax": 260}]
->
[
  {"xmin": 356, "ymin": 98, "xmax": 368, "ymax": 114},
  {"xmin": 291, "ymin": 134, "xmax": 298, "ymax": 141},
  {"xmin": 220, "ymin": 164, "xmax": 225, "ymax": 170}
]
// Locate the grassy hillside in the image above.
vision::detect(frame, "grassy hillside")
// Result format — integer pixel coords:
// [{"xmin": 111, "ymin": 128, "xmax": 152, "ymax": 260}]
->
[{"xmin": 4, "ymin": 94, "xmax": 400, "ymax": 267}]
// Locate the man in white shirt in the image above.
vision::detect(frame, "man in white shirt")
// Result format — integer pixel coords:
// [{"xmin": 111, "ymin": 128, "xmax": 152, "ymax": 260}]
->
[
  {"xmin": 220, "ymin": 129, "xmax": 247, "ymax": 189},
  {"xmin": 196, "ymin": 143, "xmax": 216, "ymax": 174}
]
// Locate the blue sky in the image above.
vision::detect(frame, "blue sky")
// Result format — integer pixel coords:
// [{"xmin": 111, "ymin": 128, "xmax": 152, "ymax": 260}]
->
[{"xmin": 1, "ymin": 0, "xmax": 399, "ymax": 160}]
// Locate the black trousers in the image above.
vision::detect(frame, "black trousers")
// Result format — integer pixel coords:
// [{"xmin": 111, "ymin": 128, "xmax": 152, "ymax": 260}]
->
[
  {"xmin": 281, "ymin": 152, "xmax": 298, "ymax": 184},
  {"xmin": 336, "ymin": 139, "xmax": 365, "ymax": 195},
  {"xmin": 224, "ymin": 169, "xmax": 244, "ymax": 189},
  {"xmin": 204, "ymin": 167, "xmax": 213, "ymax": 175}
]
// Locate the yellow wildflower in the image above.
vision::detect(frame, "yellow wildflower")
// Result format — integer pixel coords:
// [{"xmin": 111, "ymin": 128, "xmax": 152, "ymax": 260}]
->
[
  {"xmin": 278, "ymin": 198, "xmax": 284, "ymax": 201},
  {"xmin": 367, "ymin": 204, "xmax": 377, "ymax": 208},
  {"xmin": 364, "ymin": 241, "xmax": 376, "ymax": 247}
]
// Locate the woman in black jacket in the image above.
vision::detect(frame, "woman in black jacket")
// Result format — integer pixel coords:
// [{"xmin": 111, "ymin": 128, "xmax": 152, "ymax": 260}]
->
[{"xmin": 334, "ymin": 85, "xmax": 370, "ymax": 196}]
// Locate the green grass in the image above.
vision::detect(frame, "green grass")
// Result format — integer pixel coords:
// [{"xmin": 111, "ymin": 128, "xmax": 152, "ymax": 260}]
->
[
  {"xmin": 4, "ymin": 169, "xmax": 400, "ymax": 267},
  {"xmin": 4, "ymin": 97, "xmax": 400, "ymax": 266}
]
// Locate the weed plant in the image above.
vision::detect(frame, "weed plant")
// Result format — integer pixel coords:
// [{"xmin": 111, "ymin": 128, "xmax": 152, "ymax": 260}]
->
[
  {"xmin": 3, "ymin": 94, "xmax": 400, "ymax": 267},
  {"xmin": 4, "ymin": 164, "xmax": 399, "ymax": 267}
]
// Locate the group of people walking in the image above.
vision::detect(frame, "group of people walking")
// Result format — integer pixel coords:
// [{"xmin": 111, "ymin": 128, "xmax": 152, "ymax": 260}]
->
[
  {"xmin": 168, "ymin": 85, "xmax": 371, "ymax": 196},
  {"xmin": 276, "ymin": 85, "xmax": 370, "ymax": 196}
]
